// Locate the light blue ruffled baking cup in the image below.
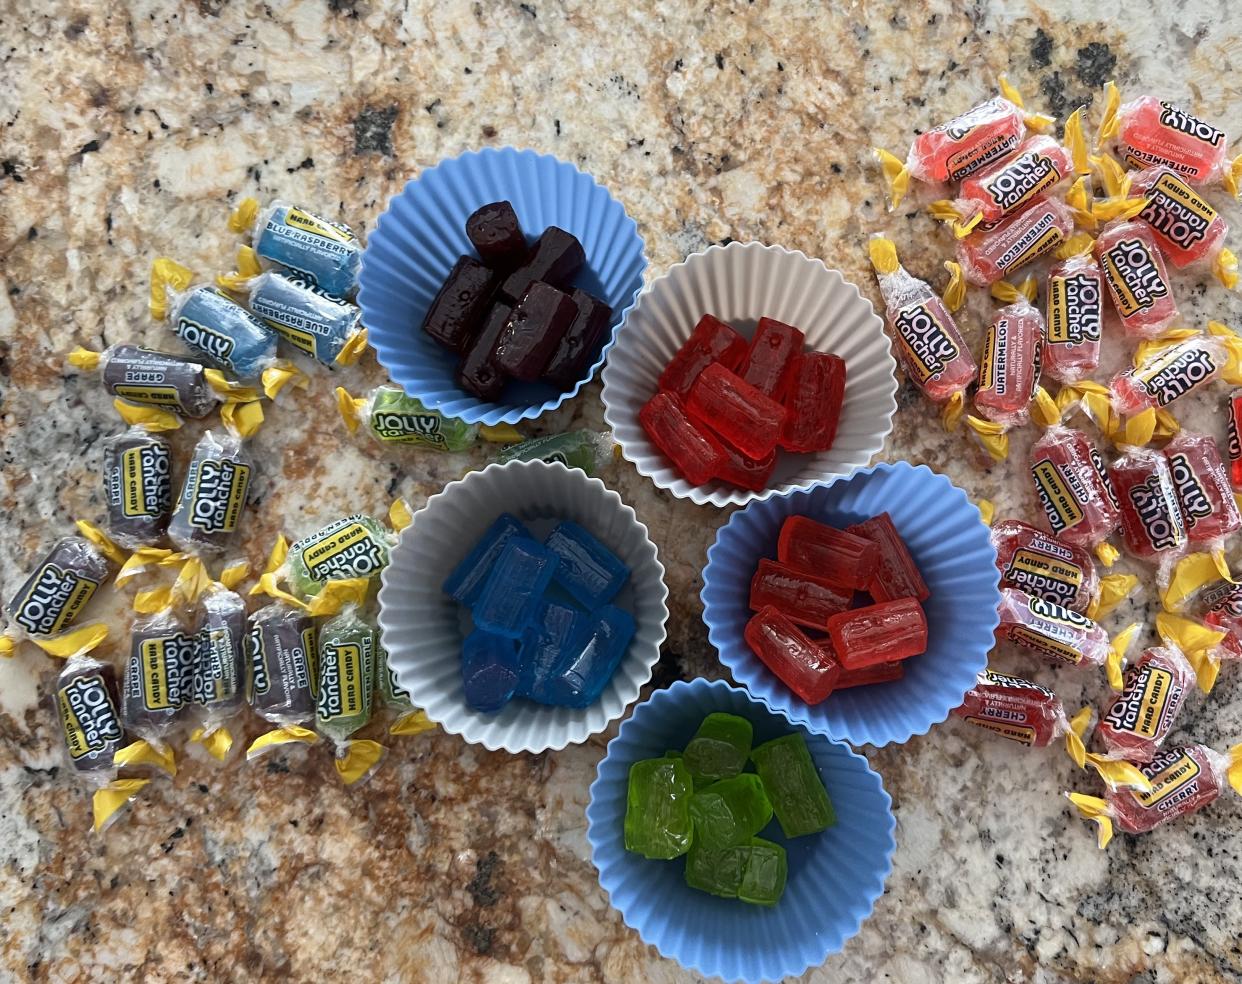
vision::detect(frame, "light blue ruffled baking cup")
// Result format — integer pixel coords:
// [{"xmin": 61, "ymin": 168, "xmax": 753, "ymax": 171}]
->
[
  {"xmin": 358, "ymin": 147, "xmax": 647, "ymax": 425},
  {"xmin": 702, "ymin": 461, "xmax": 1001, "ymax": 748},
  {"xmin": 586, "ymin": 679, "xmax": 894, "ymax": 984}
]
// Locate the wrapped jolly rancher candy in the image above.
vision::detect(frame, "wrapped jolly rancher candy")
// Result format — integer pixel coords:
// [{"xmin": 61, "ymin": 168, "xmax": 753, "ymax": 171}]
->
[
  {"xmin": 67, "ymin": 344, "xmax": 231, "ymax": 420},
  {"xmin": 954, "ymin": 669, "xmax": 1149, "ymax": 788},
  {"xmin": 868, "ymin": 235, "xmax": 976, "ymax": 421},
  {"xmin": 1043, "ymin": 234, "xmax": 1104, "ymax": 384},
  {"xmin": 928, "ymin": 111, "xmax": 1089, "ymax": 237},
  {"xmin": 875, "ymin": 76, "xmax": 1054, "ymax": 207},
  {"xmin": 1096, "ymin": 81, "xmax": 1242, "ymax": 192},
  {"xmin": 227, "ymin": 197, "xmax": 362, "ymax": 299},
  {"xmin": 1029, "ymin": 420, "xmax": 1121, "ymax": 562},
  {"xmin": 1163, "ymin": 432, "xmax": 1242, "ymax": 548},
  {"xmin": 1109, "ymin": 325, "xmax": 1242, "ymax": 416},
  {"xmin": 169, "ymin": 429, "xmax": 254, "ymax": 557},
  {"xmin": 1096, "ymin": 645, "xmax": 1195, "ymax": 763},
  {"xmin": 316, "ymin": 597, "xmax": 385, "ymax": 785},
  {"xmin": 150, "ymin": 259, "xmax": 301, "ymax": 394},
  {"xmin": 244, "ymin": 603, "xmax": 320, "ymax": 758},
  {"xmin": 1108, "ymin": 445, "xmax": 1189, "ymax": 569},
  {"xmin": 337, "ymin": 385, "xmax": 520, "ymax": 452},
  {"xmin": 1069, "ymin": 742, "xmax": 1242, "ymax": 848},
  {"xmin": 217, "ymin": 246, "xmax": 367, "ymax": 368},
  {"xmin": 101, "ymin": 426, "xmax": 174, "ymax": 550},
  {"xmin": 1095, "ymin": 219, "xmax": 1180, "ymax": 341},
  {"xmin": 496, "ymin": 429, "xmax": 615, "ymax": 475},
  {"xmin": 187, "ymin": 575, "xmax": 249, "ymax": 762},
  {"xmin": 956, "ymin": 194, "xmax": 1078, "ymax": 287}
]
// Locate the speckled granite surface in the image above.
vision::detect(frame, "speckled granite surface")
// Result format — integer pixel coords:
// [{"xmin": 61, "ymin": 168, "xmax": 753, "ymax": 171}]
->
[{"xmin": 2, "ymin": 1, "xmax": 1242, "ymax": 981}]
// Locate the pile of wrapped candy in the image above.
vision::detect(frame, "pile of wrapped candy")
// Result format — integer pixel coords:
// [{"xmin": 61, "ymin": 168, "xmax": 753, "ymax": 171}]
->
[
  {"xmin": 745, "ymin": 513, "xmax": 929, "ymax": 701},
  {"xmin": 875, "ymin": 78, "xmax": 1242, "ymax": 845},
  {"xmin": 624, "ymin": 713, "xmax": 835, "ymax": 906}
]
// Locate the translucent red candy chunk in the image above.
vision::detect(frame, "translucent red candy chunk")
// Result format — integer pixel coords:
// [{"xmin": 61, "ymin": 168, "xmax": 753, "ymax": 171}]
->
[
  {"xmin": 1097, "ymin": 647, "xmax": 1194, "ymax": 762},
  {"xmin": 1107, "ymin": 447, "xmax": 1187, "ymax": 562},
  {"xmin": 749, "ymin": 558, "xmax": 852, "ymax": 631},
  {"xmin": 711, "ymin": 440, "xmax": 776, "ymax": 492},
  {"xmin": 1028, "ymin": 425, "xmax": 1120, "ymax": 549},
  {"xmin": 740, "ymin": 317, "xmax": 804, "ymax": 398},
  {"xmin": 780, "ymin": 353, "xmax": 846, "ymax": 453},
  {"xmin": 846, "ymin": 512, "xmax": 929, "ymax": 602},
  {"xmin": 777, "ymin": 516, "xmax": 879, "ymax": 591},
  {"xmin": 1096, "ymin": 221, "xmax": 1179, "ymax": 340},
  {"xmin": 990, "ymin": 518, "xmax": 1098, "ymax": 612},
  {"xmin": 639, "ymin": 391, "xmax": 725, "ymax": 486},
  {"xmin": 953, "ymin": 668, "xmax": 1066, "ymax": 747},
  {"xmin": 658, "ymin": 314, "xmax": 748, "ymax": 398},
  {"xmin": 835, "ymin": 661, "xmax": 905, "ymax": 689},
  {"xmin": 686, "ymin": 362, "xmax": 787, "ymax": 460},
  {"xmin": 744, "ymin": 606, "xmax": 841, "ymax": 704},
  {"xmin": 1043, "ymin": 254, "xmax": 1103, "ymax": 384},
  {"xmin": 825, "ymin": 598, "xmax": 927, "ymax": 670},
  {"xmin": 1103, "ymin": 744, "xmax": 1226, "ymax": 834}
]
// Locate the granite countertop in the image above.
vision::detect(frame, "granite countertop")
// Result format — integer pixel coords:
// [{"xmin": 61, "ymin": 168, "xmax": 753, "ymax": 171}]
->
[{"xmin": 3, "ymin": 2, "xmax": 1242, "ymax": 981}]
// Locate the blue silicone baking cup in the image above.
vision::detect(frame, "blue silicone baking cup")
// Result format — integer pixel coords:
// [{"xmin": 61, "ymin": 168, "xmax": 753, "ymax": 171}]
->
[
  {"xmin": 587, "ymin": 679, "xmax": 894, "ymax": 983},
  {"xmin": 358, "ymin": 147, "xmax": 647, "ymax": 425},
  {"xmin": 702, "ymin": 461, "xmax": 1001, "ymax": 747}
]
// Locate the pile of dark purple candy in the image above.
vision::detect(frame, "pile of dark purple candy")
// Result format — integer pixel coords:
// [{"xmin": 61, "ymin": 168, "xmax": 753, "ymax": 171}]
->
[{"xmin": 421, "ymin": 201, "xmax": 613, "ymax": 400}]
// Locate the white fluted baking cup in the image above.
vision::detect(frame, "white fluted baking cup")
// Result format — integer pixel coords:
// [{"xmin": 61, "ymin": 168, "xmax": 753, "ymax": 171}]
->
[
  {"xmin": 601, "ymin": 241, "xmax": 898, "ymax": 507},
  {"xmin": 378, "ymin": 460, "xmax": 669, "ymax": 753}
]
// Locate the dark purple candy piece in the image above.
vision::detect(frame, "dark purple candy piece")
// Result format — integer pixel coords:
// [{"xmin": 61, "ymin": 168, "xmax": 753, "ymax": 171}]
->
[
  {"xmin": 422, "ymin": 255, "xmax": 497, "ymax": 353},
  {"xmin": 543, "ymin": 289, "xmax": 613, "ymax": 389},
  {"xmin": 494, "ymin": 282, "xmax": 578, "ymax": 381},
  {"xmin": 465, "ymin": 201, "xmax": 528, "ymax": 271},
  {"xmin": 499, "ymin": 227, "xmax": 585, "ymax": 302},
  {"xmin": 457, "ymin": 302, "xmax": 513, "ymax": 401}
]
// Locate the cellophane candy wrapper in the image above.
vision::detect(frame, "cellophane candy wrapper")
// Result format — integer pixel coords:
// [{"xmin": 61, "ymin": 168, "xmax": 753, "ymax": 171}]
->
[
  {"xmin": 101, "ymin": 426, "xmax": 173, "ymax": 550},
  {"xmin": 1110, "ymin": 324, "xmax": 1242, "ymax": 416},
  {"xmin": 337, "ymin": 384, "xmax": 481, "ymax": 451},
  {"xmin": 1095, "ymin": 220, "xmax": 1179, "ymax": 340},
  {"xmin": 1107, "ymin": 445, "xmax": 1189, "ymax": 567},
  {"xmin": 117, "ymin": 604, "xmax": 198, "ymax": 776},
  {"xmin": 227, "ymin": 197, "xmax": 362, "ymax": 299},
  {"xmin": 496, "ymin": 429, "xmax": 615, "ymax": 475},
  {"xmin": 1096, "ymin": 646, "xmax": 1195, "ymax": 762},
  {"xmin": 315, "ymin": 603, "xmax": 385, "ymax": 785},
  {"xmin": 187, "ymin": 581, "xmax": 248, "ymax": 762},
  {"xmin": 1043, "ymin": 234, "xmax": 1104, "ymax": 384},
  {"xmin": 1097, "ymin": 82, "xmax": 1242, "ymax": 192},
  {"xmin": 1029, "ymin": 424, "xmax": 1121, "ymax": 557},
  {"xmin": 218, "ymin": 246, "xmax": 366, "ymax": 368},
  {"xmin": 957, "ymin": 195, "xmax": 1076, "ymax": 286},
  {"xmin": 1163, "ymin": 432, "xmax": 1242, "ymax": 549},
  {"xmin": 1069, "ymin": 742, "xmax": 1242, "ymax": 848},
  {"xmin": 68, "ymin": 344, "xmax": 223, "ymax": 419},
  {"xmin": 995, "ymin": 587, "xmax": 1135, "ymax": 688},
  {"xmin": 169, "ymin": 430, "xmax": 254, "ymax": 557},
  {"xmin": 875, "ymin": 76, "xmax": 1053, "ymax": 207},
  {"xmin": 1127, "ymin": 165, "xmax": 1238, "ymax": 287},
  {"xmin": 867, "ymin": 235, "xmax": 976, "ymax": 415},
  {"xmin": 52, "ymin": 642, "xmax": 152, "ymax": 833},
  {"xmin": 929, "ymin": 111, "xmax": 1088, "ymax": 236}
]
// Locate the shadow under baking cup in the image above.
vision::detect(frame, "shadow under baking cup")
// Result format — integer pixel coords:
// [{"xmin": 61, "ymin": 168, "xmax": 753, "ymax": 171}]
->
[
  {"xmin": 377, "ymin": 460, "xmax": 668, "ymax": 754},
  {"xmin": 601, "ymin": 241, "xmax": 898, "ymax": 507},
  {"xmin": 702, "ymin": 461, "xmax": 1001, "ymax": 747},
  {"xmin": 587, "ymin": 678, "xmax": 895, "ymax": 983},
  {"xmin": 360, "ymin": 146, "xmax": 648, "ymax": 425}
]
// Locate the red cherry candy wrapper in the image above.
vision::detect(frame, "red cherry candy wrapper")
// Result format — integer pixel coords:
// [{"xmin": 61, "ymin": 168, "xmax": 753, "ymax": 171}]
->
[
  {"xmin": 991, "ymin": 518, "xmax": 1099, "ymax": 613},
  {"xmin": 1163, "ymin": 432, "xmax": 1241, "ymax": 546},
  {"xmin": 1069, "ymin": 743, "xmax": 1242, "ymax": 848},
  {"xmin": 1108, "ymin": 445, "xmax": 1188, "ymax": 564},
  {"xmin": 1096, "ymin": 646, "xmax": 1195, "ymax": 763},
  {"xmin": 995, "ymin": 587, "xmax": 1135, "ymax": 687},
  {"xmin": 1029, "ymin": 425, "xmax": 1120, "ymax": 553}
]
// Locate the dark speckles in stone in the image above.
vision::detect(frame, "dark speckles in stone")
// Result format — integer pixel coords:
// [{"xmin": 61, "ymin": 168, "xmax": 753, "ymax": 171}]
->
[
  {"xmin": 1031, "ymin": 27, "xmax": 1054, "ymax": 68},
  {"xmin": 466, "ymin": 850, "xmax": 502, "ymax": 907},
  {"xmin": 353, "ymin": 104, "xmax": 397, "ymax": 155},
  {"xmin": 481, "ymin": 124, "xmax": 496, "ymax": 139},
  {"xmin": 715, "ymin": 52, "xmax": 724, "ymax": 69},
  {"xmin": 518, "ymin": 2, "xmax": 535, "ymax": 16},
  {"xmin": 2, "ymin": 158, "xmax": 23, "ymax": 182},
  {"xmin": 1039, "ymin": 71, "xmax": 1073, "ymax": 120},
  {"xmin": 1075, "ymin": 42, "xmax": 1117, "ymax": 88},
  {"xmin": 327, "ymin": 0, "xmax": 360, "ymax": 15}
]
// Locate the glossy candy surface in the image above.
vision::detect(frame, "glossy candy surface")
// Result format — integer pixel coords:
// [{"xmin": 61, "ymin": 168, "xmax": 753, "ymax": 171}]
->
[
  {"xmin": 1112, "ymin": 96, "xmax": 1229, "ymax": 183},
  {"xmin": 544, "ymin": 520, "xmax": 629, "ymax": 610},
  {"xmin": 168, "ymin": 430, "xmax": 253, "ymax": 556},
  {"xmin": 686, "ymin": 362, "xmax": 787, "ymax": 460},
  {"xmin": 465, "ymin": 200, "xmax": 528, "ymax": 270},
  {"xmin": 248, "ymin": 200, "xmax": 361, "ymax": 298},
  {"xmin": 876, "ymin": 277, "xmax": 975, "ymax": 404},
  {"xmin": 740, "ymin": 317, "xmax": 804, "ymax": 398},
  {"xmin": 494, "ymin": 282, "xmax": 577, "ymax": 381},
  {"xmin": 749, "ymin": 732, "xmax": 836, "ymax": 838},
  {"xmin": 443, "ymin": 513, "xmax": 530, "ymax": 607},
  {"xmin": 54, "ymin": 658, "xmax": 124, "ymax": 778},
  {"xmin": 102, "ymin": 428, "xmax": 173, "ymax": 549},
  {"xmin": 990, "ymin": 518, "xmax": 1098, "ymax": 612},
  {"xmin": 1108, "ymin": 446, "xmax": 1188, "ymax": 562},
  {"xmin": 549, "ymin": 604, "xmax": 635, "ymax": 708},
  {"xmin": 711, "ymin": 442, "xmax": 776, "ymax": 492},
  {"xmin": 955, "ymin": 134, "xmax": 1077, "ymax": 226},
  {"xmin": 1096, "ymin": 221, "xmax": 1179, "ymax": 339},
  {"xmin": 825, "ymin": 599, "xmax": 927, "ymax": 670},
  {"xmin": 777, "ymin": 516, "xmax": 879, "ymax": 591},
  {"xmin": 1029, "ymin": 425, "xmax": 1120, "ymax": 549},
  {"xmin": 848, "ymin": 512, "xmax": 928, "ymax": 603},
  {"xmin": 1166, "ymin": 433, "xmax": 1242, "ymax": 544},
  {"xmin": 471, "ymin": 537, "xmax": 559, "ymax": 639},
  {"xmin": 516, "ymin": 599, "xmax": 587, "ymax": 704},
  {"xmin": 639, "ymin": 391, "xmax": 726, "ymax": 486},
  {"xmin": 749, "ymin": 558, "xmax": 852, "ymax": 630},
  {"xmin": 315, "ymin": 608, "xmax": 375, "ymax": 744},
  {"xmin": 657, "ymin": 314, "xmax": 749, "ymax": 398},
  {"xmin": 168, "ymin": 285, "xmax": 279, "ymax": 380},
  {"xmin": 543, "ymin": 289, "xmax": 613, "ymax": 389},
  {"xmin": 461, "ymin": 628, "xmax": 521, "ymax": 713},
  {"xmin": 422, "ymin": 255, "xmax": 497, "ymax": 353},
  {"xmin": 780, "ymin": 352, "xmax": 846, "ymax": 453},
  {"xmin": 499, "ymin": 226, "xmax": 585, "ymax": 302},
  {"xmin": 690, "ymin": 774, "xmax": 773, "ymax": 849},
  {"xmin": 1097, "ymin": 647, "xmax": 1194, "ymax": 762},
  {"xmin": 244, "ymin": 270, "xmax": 362, "ymax": 366},
  {"xmin": 245, "ymin": 603, "xmax": 317, "ymax": 724},
  {"xmin": 744, "ymin": 606, "xmax": 841, "ymax": 704},
  {"xmin": 624, "ymin": 756, "xmax": 693, "ymax": 859},
  {"xmin": 456, "ymin": 302, "xmax": 512, "ymax": 401},
  {"xmin": 99, "ymin": 345, "xmax": 217, "ymax": 417},
  {"xmin": 1093, "ymin": 744, "xmax": 1232, "ymax": 834},
  {"xmin": 123, "ymin": 611, "xmax": 198, "ymax": 741},
  {"xmin": 683, "ymin": 713, "xmax": 753, "ymax": 785}
]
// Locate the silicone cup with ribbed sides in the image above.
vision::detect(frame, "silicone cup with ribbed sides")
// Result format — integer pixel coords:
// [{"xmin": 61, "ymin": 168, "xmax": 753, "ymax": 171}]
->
[
  {"xmin": 587, "ymin": 678, "xmax": 895, "ymax": 983},
  {"xmin": 601, "ymin": 241, "xmax": 898, "ymax": 507},
  {"xmin": 702, "ymin": 461, "xmax": 1001, "ymax": 747},
  {"xmin": 377, "ymin": 460, "xmax": 668, "ymax": 754},
  {"xmin": 359, "ymin": 147, "xmax": 648, "ymax": 425}
]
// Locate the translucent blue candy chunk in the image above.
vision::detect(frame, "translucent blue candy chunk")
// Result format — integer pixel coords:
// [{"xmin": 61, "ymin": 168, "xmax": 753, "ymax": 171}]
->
[
  {"xmin": 517, "ymin": 599, "xmax": 589, "ymax": 704},
  {"xmin": 461, "ymin": 628, "xmax": 520, "ymax": 713},
  {"xmin": 543, "ymin": 520, "xmax": 629, "ymax": 609},
  {"xmin": 550, "ymin": 604, "xmax": 636, "ymax": 708},
  {"xmin": 443, "ymin": 513, "xmax": 530, "ymax": 607},
  {"xmin": 471, "ymin": 537, "xmax": 559, "ymax": 639}
]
